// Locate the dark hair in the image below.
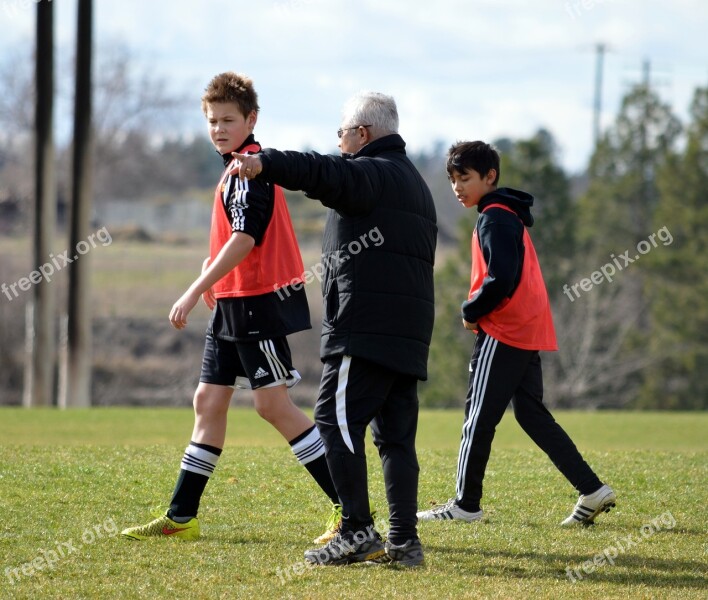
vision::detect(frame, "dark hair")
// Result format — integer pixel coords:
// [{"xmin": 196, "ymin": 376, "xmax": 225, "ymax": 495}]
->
[
  {"xmin": 201, "ymin": 72, "xmax": 259, "ymax": 117},
  {"xmin": 446, "ymin": 140, "xmax": 500, "ymax": 185}
]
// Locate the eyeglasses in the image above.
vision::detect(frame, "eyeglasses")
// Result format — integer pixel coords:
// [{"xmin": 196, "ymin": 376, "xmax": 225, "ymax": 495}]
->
[{"xmin": 337, "ymin": 124, "xmax": 372, "ymax": 139}]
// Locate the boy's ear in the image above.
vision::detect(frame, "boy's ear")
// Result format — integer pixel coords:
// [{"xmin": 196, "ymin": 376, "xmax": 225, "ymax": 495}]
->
[
  {"xmin": 247, "ymin": 110, "xmax": 258, "ymax": 130},
  {"xmin": 485, "ymin": 168, "xmax": 497, "ymax": 185}
]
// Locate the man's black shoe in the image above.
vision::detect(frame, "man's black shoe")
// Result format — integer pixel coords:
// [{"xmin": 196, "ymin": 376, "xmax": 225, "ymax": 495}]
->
[
  {"xmin": 304, "ymin": 528, "xmax": 386, "ymax": 566},
  {"xmin": 385, "ymin": 538, "xmax": 424, "ymax": 566}
]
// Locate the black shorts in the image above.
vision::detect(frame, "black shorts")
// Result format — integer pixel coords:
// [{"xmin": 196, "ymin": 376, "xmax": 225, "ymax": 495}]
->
[{"xmin": 199, "ymin": 334, "xmax": 301, "ymax": 390}]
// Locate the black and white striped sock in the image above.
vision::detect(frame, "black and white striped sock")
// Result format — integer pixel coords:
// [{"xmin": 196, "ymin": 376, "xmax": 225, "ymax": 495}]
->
[
  {"xmin": 169, "ymin": 441, "xmax": 222, "ymax": 520},
  {"xmin": 290, "ymin": 425, "xmax": 338, "ymax": 504}
]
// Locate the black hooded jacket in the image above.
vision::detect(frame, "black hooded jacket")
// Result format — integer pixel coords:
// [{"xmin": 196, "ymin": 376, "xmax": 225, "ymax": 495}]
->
[
  {"xmin": 259, "ymin": 134, "xmax": 438, "ymax": 380},
  {"xmin": 461, "ymin": 187, "xmax": 535, "ymax": 324}
]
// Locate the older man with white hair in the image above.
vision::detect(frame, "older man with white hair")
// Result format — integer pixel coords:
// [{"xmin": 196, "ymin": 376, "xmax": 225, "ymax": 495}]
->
[{"xmin": 233, "ymin": 91, "xmax": 437, "ymax": 567}]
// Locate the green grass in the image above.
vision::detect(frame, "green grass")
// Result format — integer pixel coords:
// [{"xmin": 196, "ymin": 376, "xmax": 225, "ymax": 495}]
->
[
  {"xmin": 0, "ymin": 236, "xmax": 325, "ymax": 320},
  {"xmin": 0, "ymin": 409, "xmax": 706, "ymax": 599}
]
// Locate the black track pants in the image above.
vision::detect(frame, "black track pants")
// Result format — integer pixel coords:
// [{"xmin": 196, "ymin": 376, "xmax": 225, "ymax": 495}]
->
[
  {"xmin": 455, "ymin": 329, "xmax": 602, "ymax": 510},
  {"xmin": 314, "ymin": 355, "xmax": 420, "ymax": 545}
]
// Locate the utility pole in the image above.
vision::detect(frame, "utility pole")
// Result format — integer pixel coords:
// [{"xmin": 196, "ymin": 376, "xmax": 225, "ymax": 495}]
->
[
  {"xmin": 24, "ymin": 0, "xmax": 55, "ymax": 407},
  {"xmin": 637, "ymin": 58, "xmax": 652, "ymax": 242},
  {"xmin": 593, "ymin": 43, "xmax": 606, "ymax": 147},
  {"xmin": 642, "ymin": 58, "xmax": 651, "ymax": 89},
  {"xmin": 59, "ymin": 0, "xmax": 93, "ymax": 408}
]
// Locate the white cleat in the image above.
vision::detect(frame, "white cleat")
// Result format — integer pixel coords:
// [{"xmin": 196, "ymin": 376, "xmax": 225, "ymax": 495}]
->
[
  {"xmin": 417, "ymin": 498, "xmax": 483, "ymax": 522},
  {"xmin": 561, "ymin": 484, "xmax": 616, "ymax": 527}
]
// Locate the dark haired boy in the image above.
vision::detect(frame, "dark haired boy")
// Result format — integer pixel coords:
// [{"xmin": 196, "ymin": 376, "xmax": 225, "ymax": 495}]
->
[
  {"xmin": 121, "ymin": 72, "xmax": 339, "ymax": 541},
  {"xmin": 417, "ymin": 141, "xmax": 615, "ymax": 527}
]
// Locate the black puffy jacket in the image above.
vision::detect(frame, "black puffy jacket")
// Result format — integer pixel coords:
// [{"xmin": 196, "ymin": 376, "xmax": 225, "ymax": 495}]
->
[{"xmin": 260, "ymin": 134, "xmax": 437, "ymax": 380}]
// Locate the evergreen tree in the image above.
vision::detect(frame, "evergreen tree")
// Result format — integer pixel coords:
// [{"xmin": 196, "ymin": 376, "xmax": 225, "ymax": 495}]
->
[
  {"xmin": 558, "ymin": 84, "xmax": 682, "ymax": 408},
  {"xmin": 638, "ymin": 87, "xmax": 708, "ymax": 409},
  {"xmin": 577, "ymin": 84, "xmax": 681, "ymax": 258}
]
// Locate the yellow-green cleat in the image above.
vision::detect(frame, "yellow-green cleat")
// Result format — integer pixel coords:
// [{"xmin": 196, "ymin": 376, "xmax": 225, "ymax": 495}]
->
[
  {"xmin": 313, "ymin": 501, "xmax": 377, "ymax": 544},
  {"xmin": 121, "ymin": 512, "xmax": 200, "ymax": 541},
  {"xmin": 313, "ymin": 503, "xmax": 343, "ymax": 544}
]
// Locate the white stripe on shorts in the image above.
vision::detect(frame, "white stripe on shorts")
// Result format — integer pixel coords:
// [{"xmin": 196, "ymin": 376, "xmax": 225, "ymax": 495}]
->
[{"xmin": 258, "ymin": 339, "xmax": 288, "ymax": 380}]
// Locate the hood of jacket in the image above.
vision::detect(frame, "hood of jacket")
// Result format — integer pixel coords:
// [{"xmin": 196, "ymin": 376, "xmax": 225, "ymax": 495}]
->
[{"xmin": 478, "ymin": 187, "xmax": 535, "ymax": 227}]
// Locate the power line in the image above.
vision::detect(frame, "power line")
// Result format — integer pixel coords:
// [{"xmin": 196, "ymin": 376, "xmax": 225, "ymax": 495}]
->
[{"xmin": 593, "ymin": 43, "xmax": 606, "ymax": 147}]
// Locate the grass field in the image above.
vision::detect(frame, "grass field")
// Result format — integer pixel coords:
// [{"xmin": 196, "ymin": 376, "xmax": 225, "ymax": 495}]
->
[
  {"xmin": 0, "ymin": 234, "xmax": 325, "ymax": 320},
  {"xmin": 0, "ymin": 409, "xmax": 706, "ymax": 599}
]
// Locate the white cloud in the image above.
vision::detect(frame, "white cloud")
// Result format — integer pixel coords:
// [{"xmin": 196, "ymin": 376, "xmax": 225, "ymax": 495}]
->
[{"xmin": 1, "ymin": 0, "xmax": 706, "ymax": 172}]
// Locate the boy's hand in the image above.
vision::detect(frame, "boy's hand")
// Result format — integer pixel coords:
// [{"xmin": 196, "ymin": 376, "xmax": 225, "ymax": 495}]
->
[
  {"xmin": 170, "ymin": 290, "xmax": 200, "ymax": 330},
  {"xmin": 230, "ymin": 152, "xmax": 263, "ymax": 180},
  {"xmin": 462, "ymin": 318, "xmax": 477, "ymax": 332},
  {"xmin": 201, "ymin": 257, "xmax": 216, "ymax": 310}
]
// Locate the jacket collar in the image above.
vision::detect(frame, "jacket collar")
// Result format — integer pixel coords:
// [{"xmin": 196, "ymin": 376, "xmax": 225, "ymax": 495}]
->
[{"xmin": 346, "ymin": 133, "xmax": 406, "ymax": 159}]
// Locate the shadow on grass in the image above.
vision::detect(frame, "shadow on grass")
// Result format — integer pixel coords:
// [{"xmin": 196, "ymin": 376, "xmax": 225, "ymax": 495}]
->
[{"xmin": 426, "ymin": 544, "xmax": 706, "ymax": 588}]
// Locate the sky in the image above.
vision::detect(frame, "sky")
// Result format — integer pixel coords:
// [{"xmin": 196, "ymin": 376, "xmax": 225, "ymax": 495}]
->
[{"xmin": 1, "ymin": 0, "xmax": 707, "ymax": 173}]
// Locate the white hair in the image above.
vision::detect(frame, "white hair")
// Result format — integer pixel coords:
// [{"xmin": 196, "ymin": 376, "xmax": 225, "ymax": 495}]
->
[{"xmin": 341, "ymin": 91, "xmax": 399, "ymax": 135}]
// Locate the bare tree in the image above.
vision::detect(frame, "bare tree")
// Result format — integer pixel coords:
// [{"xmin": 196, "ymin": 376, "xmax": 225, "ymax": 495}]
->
[
  {"xmin": 545, "ymin": 275, "xmax": 660, "ymax": 408},
  {"xmin": 88, "ymin": 44, "xmax": 190, "ymax": 203},
  {"xmin": 0, "ymin": 39, "xmax": 190, "ymax": 210},
  {"xmin": 0, "ymin": 36, "xmax": 193, "ymax": 407},
  {"xmin": 0, "ymin": 46, "xmax": 34, "ymax": 217},
  {"xmin": 0, "ymin": 47, "xmax": 34, "ymax": 140}
]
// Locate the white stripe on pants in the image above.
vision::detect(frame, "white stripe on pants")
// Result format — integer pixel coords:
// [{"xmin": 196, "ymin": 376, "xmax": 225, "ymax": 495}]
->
[
  {"xmin": 335, "ymin": 356, "xmax": 355, "ymax": 453},
  {"xmin": 455, "ymin": 335, "xmax": 498, "ymax": 499}
]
